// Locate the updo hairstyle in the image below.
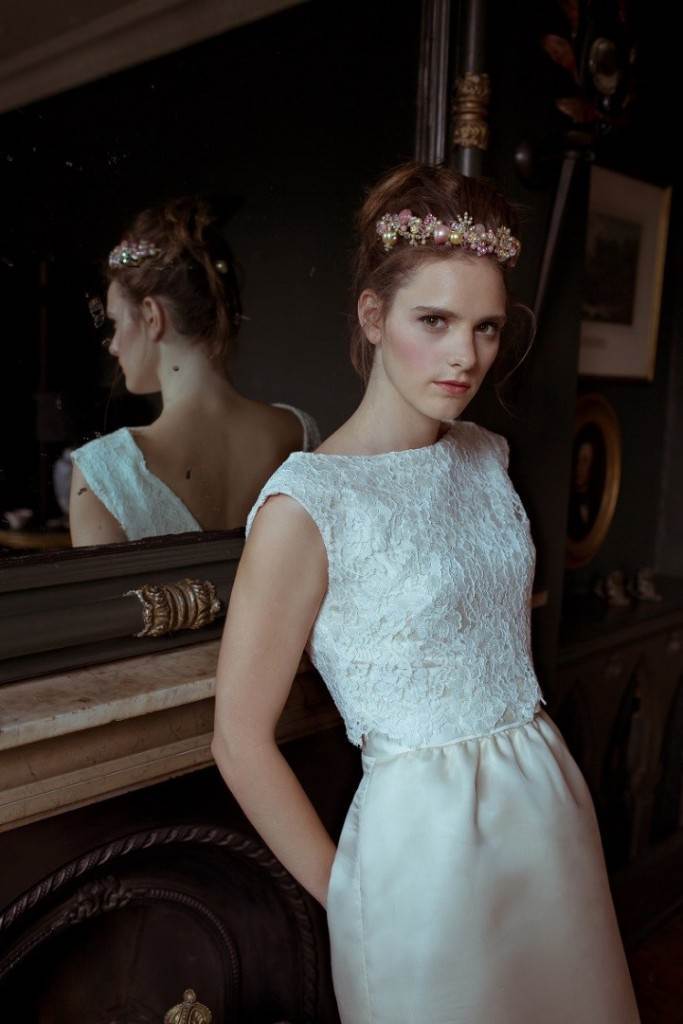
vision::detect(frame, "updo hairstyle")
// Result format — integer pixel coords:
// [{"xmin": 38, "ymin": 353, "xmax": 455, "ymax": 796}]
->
[{"xmin": 107, "ymin": 197, "xmax": 242, "ymax": 367}]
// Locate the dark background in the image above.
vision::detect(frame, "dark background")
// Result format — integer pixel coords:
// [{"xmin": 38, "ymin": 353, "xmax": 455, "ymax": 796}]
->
[
  {"xmin": 0, "ymin": 0, "xmax": 421, "ymax": 519},
  {"xmin": 0, "ymin": 0, "xmax": 680, "ymax": 696}
]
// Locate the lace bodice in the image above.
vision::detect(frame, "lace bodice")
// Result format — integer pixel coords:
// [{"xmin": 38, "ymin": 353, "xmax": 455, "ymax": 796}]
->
[
  {"xmin": 71, "ymin": 402, "xmax": 320, "ymax": 541},
  {"xmin": 246, "ymin": 418, "xmax": 546, "ymax": 748}
]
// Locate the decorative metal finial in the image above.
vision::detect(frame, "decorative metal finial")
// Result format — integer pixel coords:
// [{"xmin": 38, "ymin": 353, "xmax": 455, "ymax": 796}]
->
[
  {"xmin": 124, "ymin": 577, "xmax": 223, "ymax": 638},
  {"xmin": 164, "ymin": 988, "xmax": 213, "ymax": 1024},
  {"xmin": 452, "ymin": 72, "xmax": 491, "ymax": 151}
]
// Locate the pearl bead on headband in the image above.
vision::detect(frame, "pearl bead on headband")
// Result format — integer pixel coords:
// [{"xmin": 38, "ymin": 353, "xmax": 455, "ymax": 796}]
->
[{"xmin": 376, "ymin": 208, "xmax": 521, "ymax": 267}]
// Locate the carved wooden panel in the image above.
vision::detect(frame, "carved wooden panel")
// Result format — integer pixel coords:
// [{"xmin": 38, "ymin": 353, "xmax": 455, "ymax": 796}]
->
[
  {"xmin": 651, "ymin": 668, "xmax": 683, "ymax": 844},
  {"xmin": 0, "ymin": 824, "xmax": 338, "ymax": 1023}
]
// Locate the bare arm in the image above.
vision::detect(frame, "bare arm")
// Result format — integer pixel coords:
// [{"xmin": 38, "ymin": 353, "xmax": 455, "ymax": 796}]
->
[
  {"xmin": 211, "ymin": 493, "xmax": 334, "ymax": 908},
  {"xmin": 69, "ymin": 463, "xmax": 127, "ymax": 546}
]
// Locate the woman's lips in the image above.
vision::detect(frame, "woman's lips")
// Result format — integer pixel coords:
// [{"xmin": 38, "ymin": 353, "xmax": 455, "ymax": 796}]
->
[{"xmin": 434, "ymin": 381, "xmax": 471, "ymax": 396}]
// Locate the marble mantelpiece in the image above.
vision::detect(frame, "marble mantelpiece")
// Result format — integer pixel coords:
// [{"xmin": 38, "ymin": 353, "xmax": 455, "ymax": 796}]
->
[{"xmin": 0, "ymin": 642, "xmax": 340, "ymax": 832}]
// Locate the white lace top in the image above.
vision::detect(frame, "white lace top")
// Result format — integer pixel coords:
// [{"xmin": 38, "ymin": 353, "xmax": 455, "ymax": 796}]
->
[
  {"xmin": 71, "ymin": 403, "xmax": 320, "ymax": 541},
  {"xmin": 246, "ymin": 418, "xmax": 546, "ymax": 748}
]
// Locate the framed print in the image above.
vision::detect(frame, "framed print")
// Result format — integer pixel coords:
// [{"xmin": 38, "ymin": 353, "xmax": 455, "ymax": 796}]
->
[
  {"xmin": 566, "ymin": 393, "xmax": 621, "ymax": 570},
  {"xmin": 579, "ymin": 166, "xmax": 671, "ymax": 381}
]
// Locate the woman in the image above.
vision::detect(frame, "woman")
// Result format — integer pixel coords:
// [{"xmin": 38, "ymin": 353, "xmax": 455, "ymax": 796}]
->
[
  {"xmin": 69, "ymin": 197, "xmax": 319, "ymax": 545},
  {"xmin": 211, "ymin": 163, "xmax": 640, "ymax": 1022}
]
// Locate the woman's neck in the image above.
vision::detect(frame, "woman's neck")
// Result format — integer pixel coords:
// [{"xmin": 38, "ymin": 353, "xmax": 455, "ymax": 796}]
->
[
  {"xmin": 156, "ymin": 338, "xmax": 238, "ymax": 412},
  {"xmin": 345, "ymin": 362, "xmax": 447, "ymax": 454}
]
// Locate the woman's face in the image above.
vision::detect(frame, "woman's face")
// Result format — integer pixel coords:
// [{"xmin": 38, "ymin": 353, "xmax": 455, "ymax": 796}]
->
[
  {"xmin": 371, "ymin": 255, "xmax": 507, "ymax": 422},
  {"xmin": 106, "ymin": 281, "xmax": 160, "ymax": 394}
]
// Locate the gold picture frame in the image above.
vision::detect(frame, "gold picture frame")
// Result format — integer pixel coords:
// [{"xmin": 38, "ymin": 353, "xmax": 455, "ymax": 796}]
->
[
  {"xmin": 565, "ymin": 393, "xmax": 622, "ymax": 570},
  {"xmin": 579, "ymin": 166, "xmax": 671, "ymax": 381}
]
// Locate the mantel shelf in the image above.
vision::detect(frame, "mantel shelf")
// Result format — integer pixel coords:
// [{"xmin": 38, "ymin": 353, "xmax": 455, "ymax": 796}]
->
[{"xmin": 0, "ymin": 641, "xmax": 340, "ymax": 833}]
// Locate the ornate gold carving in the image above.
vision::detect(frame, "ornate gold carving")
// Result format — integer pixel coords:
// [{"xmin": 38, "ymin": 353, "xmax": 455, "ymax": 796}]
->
[
  {"xmin": 125, "ymin": 578, "xmax": 223, "ymax": 638},
  {"xmin": 164, "ymin": 988, "xmax": 213, "ymax": 1024},
  {"xmin": 452, "ymin": 72, "xmax": 491, "ymax": 150}
]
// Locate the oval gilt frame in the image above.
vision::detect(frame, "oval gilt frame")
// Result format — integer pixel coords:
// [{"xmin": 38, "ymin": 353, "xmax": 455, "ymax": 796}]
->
[{"xmin": 565, "ymin": 392, "xmax": 622, "ymax": 570}]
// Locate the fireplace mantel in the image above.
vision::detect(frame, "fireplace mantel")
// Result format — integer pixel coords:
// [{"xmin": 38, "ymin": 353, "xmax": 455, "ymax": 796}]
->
[{"xmin": 0, "ymin": 641, "xmax": 340, "ymax": 832}]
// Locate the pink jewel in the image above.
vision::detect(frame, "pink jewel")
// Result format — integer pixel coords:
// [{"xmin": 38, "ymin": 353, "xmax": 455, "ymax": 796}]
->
[
  {"xmin": 433, "ymin": 224, "xmax": 450, "ymax": 245},
  {"xmin": 398, "ymin": 208, "xmax": 413, "ymax": 225}
]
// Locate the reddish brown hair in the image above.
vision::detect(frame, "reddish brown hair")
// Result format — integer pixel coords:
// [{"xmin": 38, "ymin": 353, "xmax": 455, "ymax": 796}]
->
[
  {"xmin": 107, "ymin": 197, "xmax": 242, "ymax": 368},
  {"xmin": 350, "ymin": 162, "xmax": 532, "ymax": 396}
]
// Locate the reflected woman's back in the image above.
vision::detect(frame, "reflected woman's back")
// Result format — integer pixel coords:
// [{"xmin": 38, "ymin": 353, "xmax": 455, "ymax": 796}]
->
[
  {"xmin": 69, "ymin": 198, "xmax": 320, "ymax": 546},
  {"xmin": 130, "ymin": 399, "xmax": 318, "ymax": 532}
]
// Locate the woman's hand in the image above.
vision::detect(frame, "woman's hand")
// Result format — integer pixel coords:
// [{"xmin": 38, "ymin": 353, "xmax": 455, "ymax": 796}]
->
[{"xmin": 211, "ymin": 492, "xmax": 336, "ymax": 907}]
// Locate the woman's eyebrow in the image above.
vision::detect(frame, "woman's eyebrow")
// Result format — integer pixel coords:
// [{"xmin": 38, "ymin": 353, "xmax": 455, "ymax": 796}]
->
[{"xmin": 412, "ymin": 305, "xmax": 507, "ymax": 323}]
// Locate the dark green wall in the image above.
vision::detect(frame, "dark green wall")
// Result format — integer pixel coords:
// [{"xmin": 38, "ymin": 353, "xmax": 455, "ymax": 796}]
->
[
  {"xmin": 467, "ymin": 3, "xmax": 589, "ymax": 692},
  {"xmin": 472, "ymin": 2, "xmax": 680, "ymax": 693}
]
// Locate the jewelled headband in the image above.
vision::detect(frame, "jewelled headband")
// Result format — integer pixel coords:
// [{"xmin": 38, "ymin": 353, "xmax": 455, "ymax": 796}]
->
[
  {"xmin": 108, "ymin": 238, "xmax": 229, "ymax": 274},
  {"xmin": 108, "ymin": 239, "xmax": 160, "ymax": 268},
  {"xmin": 376, "ymin": 208, "xmax": 521, "ymax": 266}
]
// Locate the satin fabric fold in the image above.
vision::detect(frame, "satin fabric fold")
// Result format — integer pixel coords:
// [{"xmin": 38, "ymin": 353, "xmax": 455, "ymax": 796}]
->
[{"xmin": 326, "ymin": 708, "xmax": 641, "ymax": 1024}]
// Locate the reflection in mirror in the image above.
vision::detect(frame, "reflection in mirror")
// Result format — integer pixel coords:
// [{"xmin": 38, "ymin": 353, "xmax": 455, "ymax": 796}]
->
[
  {"xmin": 0, "ymin": 0, "xmax": 420, "ymax": 563},
  {"xmin": 68, "ymin": 197, "xmax": 319, "ymax": 546}
]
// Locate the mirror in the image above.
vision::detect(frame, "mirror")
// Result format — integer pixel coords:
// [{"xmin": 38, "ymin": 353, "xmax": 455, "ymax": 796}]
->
[{"xmin": 0, "ymin": 0, "xmax": 423, "ymax": 559}]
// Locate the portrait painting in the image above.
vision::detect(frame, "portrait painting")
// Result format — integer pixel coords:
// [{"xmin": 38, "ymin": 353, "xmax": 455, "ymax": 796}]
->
[{"xmin": 566, "ymin": 393, "xmax": 621, "ymax": 569}]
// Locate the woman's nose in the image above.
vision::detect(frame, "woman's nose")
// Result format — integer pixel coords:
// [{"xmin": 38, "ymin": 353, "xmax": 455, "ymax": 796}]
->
[{"xmin": 447, "ymin": 330, "xmax": 478, "ymax": 369}]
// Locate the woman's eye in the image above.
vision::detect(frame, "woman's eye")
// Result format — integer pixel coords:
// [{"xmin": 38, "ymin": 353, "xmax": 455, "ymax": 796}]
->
[
  {"xmin": 477, "ymin": 321, "xmax": 501, "ymax": 337},
  {"xmin": 420, "ymin": 314, "xmax": 445, "ymax": 329}
]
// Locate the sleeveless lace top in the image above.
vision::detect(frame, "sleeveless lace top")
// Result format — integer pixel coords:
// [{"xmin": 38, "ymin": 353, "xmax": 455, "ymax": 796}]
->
[
  {"xmin": 246, "ymin": 418, "xmax": 546, "ymax": 748},
  {"xmin": 71, "ymin": 403, "xmax": 320, "ymax": 541}
]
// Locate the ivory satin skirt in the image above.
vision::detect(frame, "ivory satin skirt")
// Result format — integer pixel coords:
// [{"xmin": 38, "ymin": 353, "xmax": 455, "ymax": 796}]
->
[{"xmin": 326, "ymin": 708, "xmax": 641, "ymax": 1024}]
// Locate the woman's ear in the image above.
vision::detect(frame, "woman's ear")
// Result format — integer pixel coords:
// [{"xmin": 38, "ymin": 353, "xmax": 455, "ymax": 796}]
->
[
  {"xmin": 358, "ymin": 289, "xmax": 384, "ymax": 345},
  {"xmin": 140, "ymin": 296, "xmax": 166, "ymax": 344}
]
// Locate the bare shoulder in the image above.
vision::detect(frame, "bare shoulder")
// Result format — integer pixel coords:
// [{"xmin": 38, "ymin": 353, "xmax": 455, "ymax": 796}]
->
[
  {"xmin": 240, "ymin": 494, "xmax": 328, "ymax": 620},
  {"xmin": 69, "ymin": 464, "xmax": 127, "ymax": 546},
  {"xmin": 263, "ymin": 402, "xmax": 309, "ymax": 450},
  {"xmin": 245, "ymin": 492, "xmax": 327, "ymax": 571}
]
